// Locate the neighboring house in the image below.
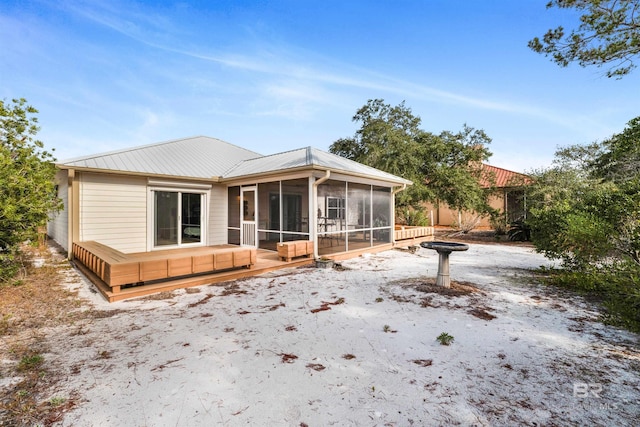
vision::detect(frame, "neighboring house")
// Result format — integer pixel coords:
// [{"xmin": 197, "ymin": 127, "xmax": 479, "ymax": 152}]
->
[
  {"xmin": 48, "ymin": 136, "xmax": 413, "ymax": 260},
  {"xmin": 424, "ymin": 163, "xmax": 531, "ymax": 228}
]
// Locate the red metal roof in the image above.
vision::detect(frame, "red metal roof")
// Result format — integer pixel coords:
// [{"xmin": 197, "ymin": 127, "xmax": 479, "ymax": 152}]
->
[{"xmin": 479, "ymin": 164, "xmax": 531, "ymax": 188}]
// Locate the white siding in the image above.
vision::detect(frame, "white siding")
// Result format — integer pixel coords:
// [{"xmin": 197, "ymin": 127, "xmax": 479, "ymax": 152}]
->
[
  {"xmin": 79, "ymin": 173, "xmax": 147, "ymax": 253},
  {"xmin": 47, "ymin": 170, "xmax": 69, "ymax": 252},
  {"xmin": 208, "ymin": 185, "xmax": 227, "ymax": 245}
]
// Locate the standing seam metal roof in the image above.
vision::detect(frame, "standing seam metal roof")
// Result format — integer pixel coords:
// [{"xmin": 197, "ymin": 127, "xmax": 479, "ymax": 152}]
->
[
  {"xmin": 57, "ymin": 136, "xmax": 411, "ymax": 184},
  {"xmin": 57, "ymin": 136, "xmax": 262, "ymax": 179},
  {"xmin": 222, "ymin": 146, "xmax": 411, "ymax": 184}
]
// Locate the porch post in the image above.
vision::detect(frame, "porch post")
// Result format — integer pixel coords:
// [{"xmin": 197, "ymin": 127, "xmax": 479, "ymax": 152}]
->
[
  {"xmin": 391, "ymin": 184, "xmax": 407, "ymax": 244},
  {"xmin": 312, "ymin": 171, "xmax": 331, "ymax": 259},
  {"xmin": 67, "ymin": 169, "xmax": 80, "ymax": 260}
]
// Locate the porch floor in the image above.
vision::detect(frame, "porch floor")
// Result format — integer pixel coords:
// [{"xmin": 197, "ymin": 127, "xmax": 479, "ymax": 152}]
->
[{"xmin": 73, "ymin": 248, "xmax": 313, "ymax": 303}]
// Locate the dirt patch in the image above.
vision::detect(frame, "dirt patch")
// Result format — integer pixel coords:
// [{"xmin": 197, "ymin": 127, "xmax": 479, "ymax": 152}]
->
[
  {"xmin": 415, "ymin": 280, "xmax": 480, "ymax": 296},
  {"xmin": 0, "ymin": 243, "xmax": 89, "ymax": 426},
  {"xmin": 306, "ymin": 363, "xmax": 326, "ymax": 371},
  {"xmin": 468, "ymin": 307, "xmax": 497, "ymax": 320},
  {"xmin": 279, "ymin": 353, "xmax": 298, "ymax": 363},
  {"xmin": 310, "ymin": 297, "xmax": 345, "ymax": 314},
  {"xmin": 220, "ymin": 283, "xmax": 249, "ymax": 296},
  {"xmin": 400, "ymin": 277, "xmax": 482, "ymax": 296},
  {"xmin": 187, "ymin": 294, "xmax": 214, "ymax": 308}
]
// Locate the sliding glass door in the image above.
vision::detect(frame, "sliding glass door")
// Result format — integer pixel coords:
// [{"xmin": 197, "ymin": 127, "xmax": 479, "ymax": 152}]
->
[{"xmin": 153, "ymin": 190, "xmax": 203, "ymax": 247}]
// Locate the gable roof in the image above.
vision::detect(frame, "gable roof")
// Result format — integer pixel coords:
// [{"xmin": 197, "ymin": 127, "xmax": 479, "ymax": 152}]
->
[
  {"xmin": 57, "ymin": 136, "xmax": 411, "ymax": 185},
  {"xmin": 222, "ymin": 146, "xmax": 411, "ymax": 184},
  {"xmin": 57, "ymin": 136, "xmax": 261, "ymax": 179},
  {"xmin": 479, "ymin": 164, "xmax": 531, "ymax": 188}
]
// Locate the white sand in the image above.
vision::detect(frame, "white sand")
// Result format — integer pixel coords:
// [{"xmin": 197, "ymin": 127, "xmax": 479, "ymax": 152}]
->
[{"xmin": 46, "ymin": 243, "xmax": 639, "ymax": 426}]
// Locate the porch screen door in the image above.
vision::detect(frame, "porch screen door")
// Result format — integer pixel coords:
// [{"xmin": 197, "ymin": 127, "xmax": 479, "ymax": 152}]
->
[{"xmin": 241, "ymin": 187, "xmax": 257, "ymax": 246}]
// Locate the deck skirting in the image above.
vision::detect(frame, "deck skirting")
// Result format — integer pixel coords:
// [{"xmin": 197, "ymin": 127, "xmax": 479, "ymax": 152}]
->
[{"xmin": 72, "ymin": 241, "xmax": 257, "ymax": 295}]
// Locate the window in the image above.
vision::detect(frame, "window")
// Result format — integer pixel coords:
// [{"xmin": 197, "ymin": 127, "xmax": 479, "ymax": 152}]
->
[
  {"xmin": 153, "ymin": 190, "xmax": 204, "ymax": 247},
  {"xmin": 326, "ymin": 197, "xmax": 345, "ymax": 219}
]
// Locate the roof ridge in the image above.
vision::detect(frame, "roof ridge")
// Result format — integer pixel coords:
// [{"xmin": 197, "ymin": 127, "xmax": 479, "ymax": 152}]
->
[
  {"xmin": 482, "ymin": 163, "xmax": 528, "ymax": 176},
  {"xmin": 58, "ymin": 135, "xmax": 262, "ymax": 164},
  {"xmin": 220, "ymin": 146, "xmax": 307, "ymax": 177},
  {"xmin": 57, "ymin": 135, "xmax": 201, "ymax": 164}
]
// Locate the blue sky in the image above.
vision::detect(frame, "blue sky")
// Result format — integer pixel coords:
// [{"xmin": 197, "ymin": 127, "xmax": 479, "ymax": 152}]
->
[{"xmin": 1, "ymin": 0, "xmax": 638, "ymax": 172}]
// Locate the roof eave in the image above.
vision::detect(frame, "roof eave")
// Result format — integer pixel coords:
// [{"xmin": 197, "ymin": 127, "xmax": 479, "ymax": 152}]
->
[
  {"xmin": 221, "ymin": 164, "xmax": 412, "ymax": 186},
  {"xmin": 55, "ymin": 164, "xmax": 222, "ymax": 183}
]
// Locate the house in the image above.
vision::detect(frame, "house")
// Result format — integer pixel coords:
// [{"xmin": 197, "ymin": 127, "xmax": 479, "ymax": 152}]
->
[
  {"xmin": 48, "ymin": 136, "xmax": 432, "ymax": 300},
  {"xmin": 424, "ymin": 163, "xmax": 531, "ymax": 228}
]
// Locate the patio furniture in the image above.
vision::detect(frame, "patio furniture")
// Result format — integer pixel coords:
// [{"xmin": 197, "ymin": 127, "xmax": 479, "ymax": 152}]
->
[{"xmin": 277, "ymin": 240, "xmax": 313, "ymax": 262}]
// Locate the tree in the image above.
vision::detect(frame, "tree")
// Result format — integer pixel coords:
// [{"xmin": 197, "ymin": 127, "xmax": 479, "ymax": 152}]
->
[
  {"xmin": 0, "ymin": 98, "xmax": 61, "ymax": 280},
  {"xmin": 592, "ymin": 116, "xmax": 640, "ymax": 182},
  {"xmin": 528, "ymin": 0, "xmax": 640, "ymax": 78},
  {"xmin": 330, "ymin": 99, "xmax": 493, "ymax": 214},
  {"xmin": 330, "ymin": 100, "xmax": 430, "ymax": 208},
  {"xmin": 525, "ymin": 119, "xmax": 640, "ymax": 331},
  {"xmin": 421, "ymin": 125, "xmax": 493, "ymax": 214},
  {"xmin": 527, "ymin": 117, "xmax": 640, "ymax": 267}
]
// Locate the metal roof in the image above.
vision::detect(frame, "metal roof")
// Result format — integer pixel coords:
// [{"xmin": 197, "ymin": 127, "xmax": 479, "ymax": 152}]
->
[
  {"xmin": 478, "ymin": 164, "xmax": 532, "ymax": 188},
  {"xmin": 222, "ymin": 146, "xmax": 412, "ymax": 184},
  {"xmin": 57, "ymin": 137, "xmax": 411, "ymax": 185},
  {"xmin": 57, "ymin": 136, "xmax": 262, "ymax": 179}
]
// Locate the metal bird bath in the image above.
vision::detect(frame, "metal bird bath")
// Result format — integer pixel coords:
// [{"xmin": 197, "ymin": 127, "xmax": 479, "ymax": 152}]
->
[{"xmin": 420, "ymin": 241, "xmax": 469, "ymax": 288}]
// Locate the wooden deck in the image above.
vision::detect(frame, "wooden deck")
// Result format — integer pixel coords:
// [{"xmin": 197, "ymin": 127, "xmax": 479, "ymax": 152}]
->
[
  {"xmin": 72, "ymin": 226, "xmax": 434, "ymax": 302},
  {"xmin": 394, "ymin": 225, "xmax": 434, "ymax": 243},
  {"xmin": 72, "ymin": 242, "xmax": 312, "ymax": 302}
]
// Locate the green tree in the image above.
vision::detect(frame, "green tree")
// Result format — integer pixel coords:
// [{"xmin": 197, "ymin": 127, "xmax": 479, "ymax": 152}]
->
[
  {"xmin": 529, "ymin": 0, "xmax": 640, "ymax": 78},
  {"xmin": 421, "ymin": 125, "xmax": 493, "ymax": 213},
  {"xmin": 526, "ymin": 120, "xmax": 640, "ymax": 331},
  {"xmin": 330, "ymin": 99, "xmax": 493, "ymax": 214},
  {"xmin": 592, "ymin": 116, "xmax": 640, "ymax": 183},
  {"xmin": 528, "ymin": 117, "xmax": 640, "ymax": 267},
  {"xmin": 330, "ymin": 99, "xmax": 428, "ymax": 208},
  {"xmin": 0, "ymin": 98, "xmax": 61, "ymax": 280}
]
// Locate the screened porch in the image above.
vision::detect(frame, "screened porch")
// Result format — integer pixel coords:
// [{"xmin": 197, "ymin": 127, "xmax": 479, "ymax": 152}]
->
[{"xmin": 226, "ymin": 177, "xmax": 395, "ymax": 257}]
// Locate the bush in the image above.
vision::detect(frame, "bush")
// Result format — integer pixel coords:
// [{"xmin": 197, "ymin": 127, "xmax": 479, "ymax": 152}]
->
[
  {"xmin": 452, "ymin": 212, "xmax": 482, "ymax": 234},
  {"xmin": 542, "ymin": 262, "xmax": 640, "ymax": 333},
  {"xmin": 397, "ymin": 207, "xmax": 430, "ymax": 226},
  {"xmin": 0, "ymin": 99, "xmax": 61, "ymax": 281},
  {"xmin": 508, "ymin": 219, "xmax": 531, "ymax": 241},
  {"xmin": 489, "ymin": 212, "xmax": 508, "ymax": 235}
]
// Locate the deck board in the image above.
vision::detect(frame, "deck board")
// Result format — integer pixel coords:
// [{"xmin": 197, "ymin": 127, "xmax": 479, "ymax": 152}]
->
[
  {"xmin": 73, "ymin": 249, "xmax": 312, "ymax": 302},
  {"xmin": 72, "ymin": 226, "xmax": 433, "ymax": 302},
  {"xmin": 71, "ymin": 242, "xmax": 313, "ymax": 302}
]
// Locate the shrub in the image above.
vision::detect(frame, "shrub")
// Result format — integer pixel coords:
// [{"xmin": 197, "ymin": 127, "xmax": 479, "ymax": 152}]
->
[
  {"xmin": 398, "ymin": 207, "xmax": 430, "ymax": 226},
  {"xmin": 436, "ymin": 332, "xmax": 454, "ymax": 345},
  {"xmin": 452, "ymin": 212, "xmax": 482, "ymax": 234},
  {"xmin": 508, "ymin": 219, "xmax": 531, "ymax": 241},
  {"xmin": 542, "ymin": 262, "xmax": 640, "ymax": 333},
  {"xmin": 0, "ymin": 99, "xmax": 62, "ymax": 281},
  {"xmin": 489, "ymin": 212, "xmax": 508, "ymax": 236}
]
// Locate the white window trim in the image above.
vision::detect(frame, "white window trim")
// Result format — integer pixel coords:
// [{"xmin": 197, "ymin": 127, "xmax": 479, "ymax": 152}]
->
[{"xmin": 147, "ymin": 185, "xmax": 210, "ymax": 251}]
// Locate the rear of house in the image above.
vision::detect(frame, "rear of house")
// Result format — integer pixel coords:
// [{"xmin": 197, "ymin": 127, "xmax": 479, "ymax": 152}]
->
[{"xmin": 48, "ymin": 136, "xmax": 420, "ymax": 263}]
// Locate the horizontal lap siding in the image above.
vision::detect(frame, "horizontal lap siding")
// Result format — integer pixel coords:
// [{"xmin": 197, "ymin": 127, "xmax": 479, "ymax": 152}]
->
[
  {"xmin": 48, "ymin": 170, "xmax": 69, "ymax": 251},
  {"xmin": 208, "ymin": 185, "xmax": 227, "ymax": 245},
  {"xmin": 79, "ymin": 173, "xmax": 147, "ymax": 253}
]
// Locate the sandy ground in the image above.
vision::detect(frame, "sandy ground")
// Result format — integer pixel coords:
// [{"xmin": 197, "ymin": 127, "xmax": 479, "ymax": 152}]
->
[{"xmin": 41, "ymin": 243, "xmax": 639, "ymax": 426}]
